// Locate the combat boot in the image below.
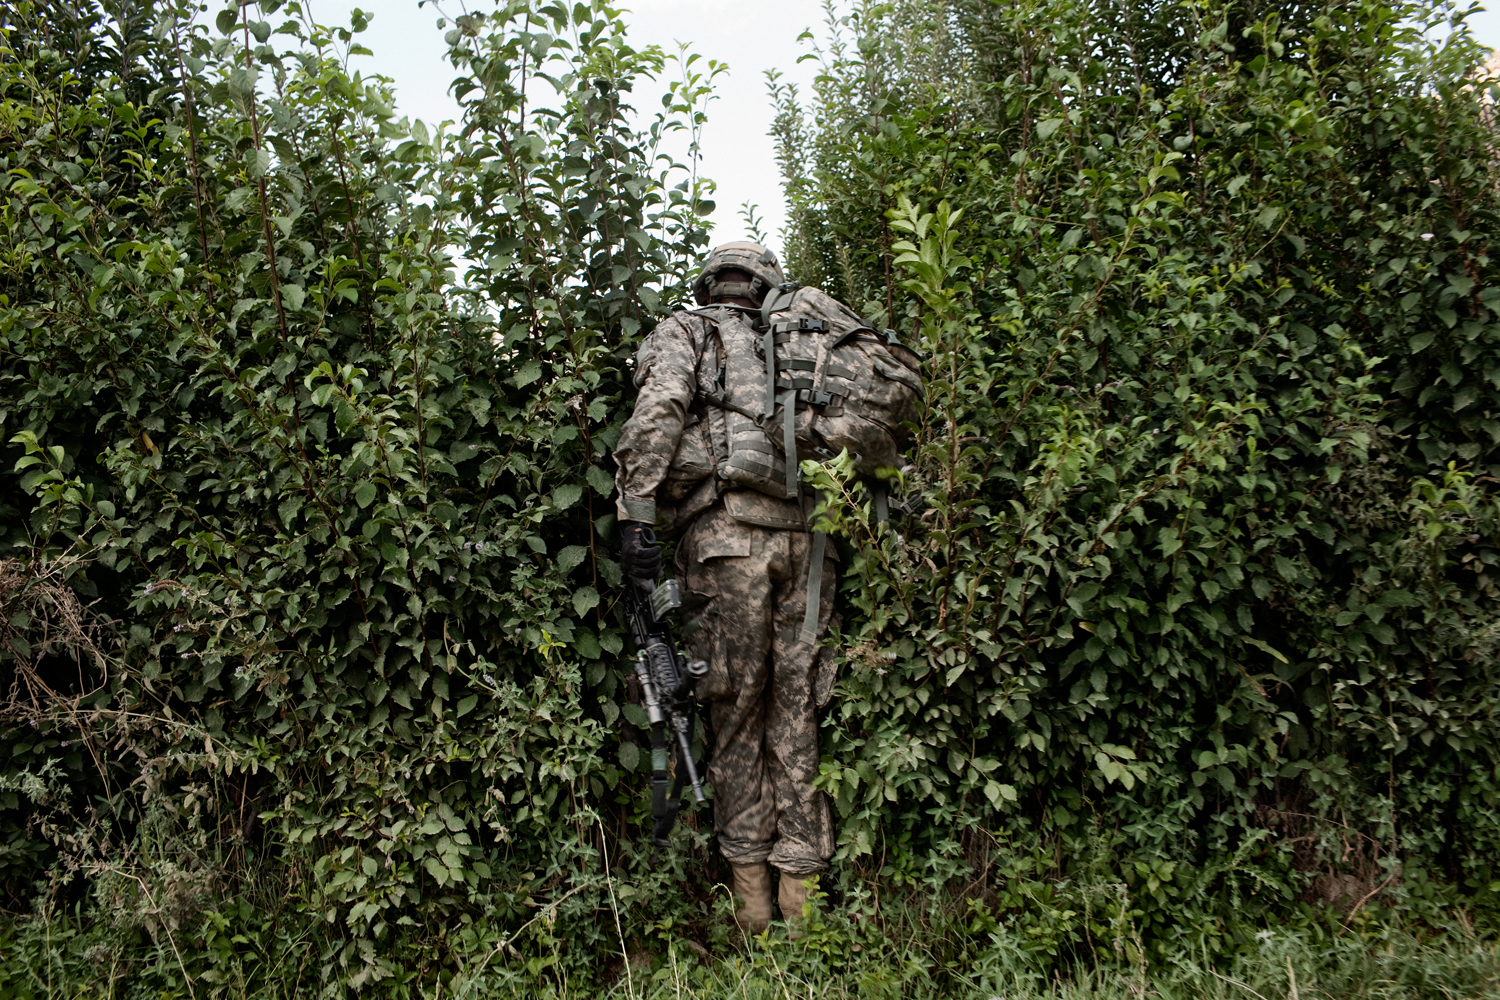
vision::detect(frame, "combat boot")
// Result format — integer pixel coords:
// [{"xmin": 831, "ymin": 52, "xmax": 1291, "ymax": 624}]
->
[
  {"xmin": 730, "ymin": 862, "xmax": 773, "ymax": 934},
  {"xmin": 778, "ymin": 872, "xmax": 817, "ymax": 932}
]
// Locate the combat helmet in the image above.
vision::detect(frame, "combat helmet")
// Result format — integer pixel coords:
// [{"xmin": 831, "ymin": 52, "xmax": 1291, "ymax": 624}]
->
[{"xmin": 692, "ymin": 241, "xmax": 786, "ymax": 306}]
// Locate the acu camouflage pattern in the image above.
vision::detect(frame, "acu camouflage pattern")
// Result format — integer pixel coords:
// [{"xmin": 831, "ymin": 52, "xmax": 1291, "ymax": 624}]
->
[
  {"xmin": 676, "ymin": 505, "xmax": 836, "ymax": 875},
  {"xmin": 613, "ymin": 309, "xmax": 719, "ymax": 527},
  {"xmin": 614, "ymin": 307, "xmax": 838, "ymax": 876},
  {"xmin": 613, "ymin": 288, "xmax": 922, "ymax": 532}
]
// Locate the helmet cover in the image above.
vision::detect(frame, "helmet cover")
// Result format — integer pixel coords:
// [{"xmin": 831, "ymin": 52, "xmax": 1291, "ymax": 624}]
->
[{"xmin": 692, "ymin": 241, "xmax": 786, "ymax": 306}]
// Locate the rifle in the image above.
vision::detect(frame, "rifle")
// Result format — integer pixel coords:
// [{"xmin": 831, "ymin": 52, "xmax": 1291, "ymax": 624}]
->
[{"xmin": 623, "ymin": 546, "xmax": 709, "ymax": 847}]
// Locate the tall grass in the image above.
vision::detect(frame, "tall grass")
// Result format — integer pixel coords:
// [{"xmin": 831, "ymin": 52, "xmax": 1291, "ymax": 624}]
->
[{"xmin": 4, "ymin": 893, "xmax": 1496, "ymax": 999}]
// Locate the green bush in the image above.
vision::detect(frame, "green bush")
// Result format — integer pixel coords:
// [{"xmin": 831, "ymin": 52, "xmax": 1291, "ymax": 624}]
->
[
  {"xmin": 1, "ymin": 0, "xmax": 1498, "ymax": 993},
  {"xmin": 783, "ymin": 0, "xmax": 1500, "ymax": 951},
  {"xmin": 0, "ymin": 0, "xmax": 720, "ymax": 985}
]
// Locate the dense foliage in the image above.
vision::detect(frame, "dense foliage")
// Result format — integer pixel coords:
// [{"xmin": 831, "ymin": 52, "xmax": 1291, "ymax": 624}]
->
[
  {"xmin": 780, "ymin": 0, "xmax": 1500, "ymax": 953},
  {"xmin": 0, "ymin": 0, "xmax": 722, "ymax": 988},
  {"xmin": 1, "ymin": 0, "xmax": 1498, "ymax": 994}
]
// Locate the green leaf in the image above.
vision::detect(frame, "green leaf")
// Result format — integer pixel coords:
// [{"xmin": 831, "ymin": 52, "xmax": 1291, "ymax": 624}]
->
[
  {"xmin": 552, "ymin": 483, "xmax": 582, "ymax": 510},
  {"xmin": 1242, "ymin": 637, "xmax": 1288, "ymax": 664},
  {"xmin": 572, "ymin": 586, "xmax": 599, "ymax": 617},
  {"xmin": 513, "ymin": 360, "xmax": 542, "ymax": 387},
  {"xmin": 557, "ymin": 545, "xmax": 589, "ymax": 574},
  {"xmin": 586, "ymin": 464, "xmax": 614, "ymax": 496},
  {"xmin": 1378, "ymin": 589, "xmax": 1418, "ymax": 608},
  {"xmin": 354, "ymin": 482, "xmax": 377, "ymax": 508}
]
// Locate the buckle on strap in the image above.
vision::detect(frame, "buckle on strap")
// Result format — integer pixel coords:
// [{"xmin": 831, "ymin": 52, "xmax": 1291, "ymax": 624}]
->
[{"xmin": 771, "ymin": 317, "xmax": 827, "ymax": 335}]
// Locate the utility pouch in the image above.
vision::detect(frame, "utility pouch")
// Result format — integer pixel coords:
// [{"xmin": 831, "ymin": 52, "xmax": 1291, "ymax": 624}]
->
[
  {"xmin": 661, "ymin": 415, "xmax": 714, "ymax": 501},
  {"xmin": 722, "ymin": 490, "xmax": 806, "ymax": 530}
]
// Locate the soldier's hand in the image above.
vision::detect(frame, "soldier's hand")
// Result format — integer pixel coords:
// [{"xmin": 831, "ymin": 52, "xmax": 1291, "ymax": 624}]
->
[{"xmin": 619, "ymin": 521, "xmax": 662, "ymax": 585}]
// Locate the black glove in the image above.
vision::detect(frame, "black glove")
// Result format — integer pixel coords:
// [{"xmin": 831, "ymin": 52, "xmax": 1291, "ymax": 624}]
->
[{"xmin": 619, "ymin": 520, "xmax": 662, "ymax": 585}]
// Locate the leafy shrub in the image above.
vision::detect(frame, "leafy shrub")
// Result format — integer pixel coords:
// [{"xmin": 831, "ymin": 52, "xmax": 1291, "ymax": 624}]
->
[
  {"xmin": 0, "ymin": 0, "xmax": 719, "ymax": 985},
  {"xmin": 784, "ymin": 0, "xmax": 1500, "ymax": 953}
]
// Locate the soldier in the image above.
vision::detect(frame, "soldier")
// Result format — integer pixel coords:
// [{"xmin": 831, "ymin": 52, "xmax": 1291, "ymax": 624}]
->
[{"xmin": 613, "ymin": 241, "xmax": 922, "ymax": 933}]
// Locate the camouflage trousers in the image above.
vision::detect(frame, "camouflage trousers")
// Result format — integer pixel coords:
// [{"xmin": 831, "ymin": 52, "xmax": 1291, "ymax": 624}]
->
[{"xmin": 676, "ymin": 501, "xmax": 837, "ymax": 877}]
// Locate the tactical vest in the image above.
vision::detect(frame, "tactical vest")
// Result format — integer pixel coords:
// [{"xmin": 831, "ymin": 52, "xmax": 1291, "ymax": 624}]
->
[{"xmin": 680, "ymin": 284, "xmax": 924, "ymax": 503}]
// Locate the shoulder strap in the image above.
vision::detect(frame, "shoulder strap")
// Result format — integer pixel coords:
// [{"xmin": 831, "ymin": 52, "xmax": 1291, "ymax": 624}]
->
[
  {"xmin": 679, "ymin": 307, "xmax": 763, "ymax": 423},
  {"xmin": 757, "ymin": 282, "xmax": 800, "ymax": 331}
]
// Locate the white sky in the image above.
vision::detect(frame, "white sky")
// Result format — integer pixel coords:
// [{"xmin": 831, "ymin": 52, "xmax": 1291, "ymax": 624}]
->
[
  {"xmin": 309, "ymin": 0, "xmax": 1500, "ymax": 256},
  {"xmin": 309, "ymin": 0, "xmax": 826, "ymax": 251}
]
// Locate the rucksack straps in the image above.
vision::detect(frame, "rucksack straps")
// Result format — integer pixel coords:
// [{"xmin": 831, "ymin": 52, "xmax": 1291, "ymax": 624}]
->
[
  {"xmin": 757, "ymin": 283, "xmax": 795, "ymax": 332},
  {"xmin": 779, "ymin": 389, "xmax": 799, "ymax": 499},
  {"xmin": 752, "ymin": 286, "xmax": 803, "ymax": 499},
  {"xmin": 763, "ymin": 328, "xmax": 778, "ymax": 419},
  {"xmin": 798, "ymin": 528, "xmax": 827, "ymax": 645}
]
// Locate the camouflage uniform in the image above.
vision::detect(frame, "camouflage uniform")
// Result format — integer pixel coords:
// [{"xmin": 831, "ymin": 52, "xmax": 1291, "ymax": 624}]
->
[{"xmin": 614, "ymin": 308, "xmax": 837, "ymax": 877}]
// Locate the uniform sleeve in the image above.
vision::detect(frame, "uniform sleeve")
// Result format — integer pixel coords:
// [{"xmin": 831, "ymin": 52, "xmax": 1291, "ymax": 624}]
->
[{"xmin": 613, "ymin": 314, "xmax": 701, "ymax": 523}]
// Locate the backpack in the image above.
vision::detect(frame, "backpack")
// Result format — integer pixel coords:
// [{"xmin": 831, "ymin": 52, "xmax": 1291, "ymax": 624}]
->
[{"xmin": 684, "ymin": 284, "xmax": 924, "ymax": 501}]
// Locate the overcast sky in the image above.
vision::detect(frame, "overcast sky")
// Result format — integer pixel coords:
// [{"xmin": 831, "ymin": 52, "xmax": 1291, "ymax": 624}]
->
[
  {"xmin": 305, "ymin": 0, "xmax": 824, "ymax": 251},
  {"xmin": 307, "ymin": 0, "xmax": 1500, "ymax": 255}
]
